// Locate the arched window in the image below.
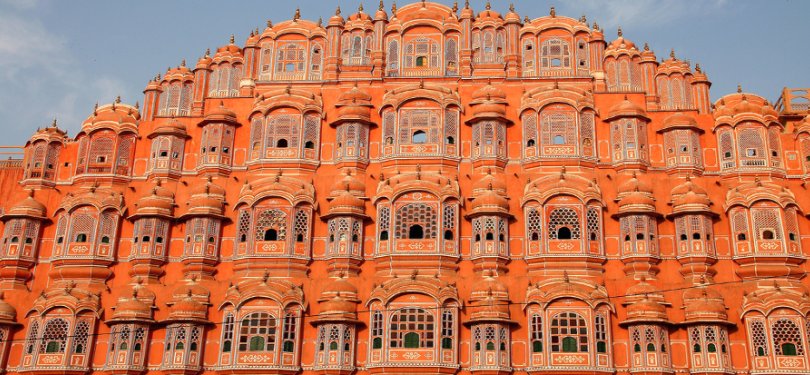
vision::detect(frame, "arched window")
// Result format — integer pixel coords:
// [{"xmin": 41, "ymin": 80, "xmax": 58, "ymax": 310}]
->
[
  {"xmin": 390, "ymin": 308, "xmax": 434, "ymax": 349},
  {"xmin": 239, "ymin": 312, "xmax": 276, "ymax": 352},
  {"xmin": 548, "ymin": 207, "xmax": 581, "ymax": 240},
  {"xmin": 772, "ymin": 318, "xmax": 804, "ymax": 356},
  {"xmin": 550, "ymin": 312, "xmax": 587, "ymax": 353},
  {"xmin": 541, "ymin": 38, "xmax": 571, "ymax": 70},
  {"xmin": 41, "ymin": 318, "xmax": 69, "ymax": 353},
  {"xmin": 396, "ymin": 203, "xmax": 437, "ymax": 240}
]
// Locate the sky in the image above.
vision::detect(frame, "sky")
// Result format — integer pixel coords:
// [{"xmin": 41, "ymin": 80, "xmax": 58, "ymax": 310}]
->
[{"xmin": 0, "ymin": 0, "xmax": 808, "ymax": 147}]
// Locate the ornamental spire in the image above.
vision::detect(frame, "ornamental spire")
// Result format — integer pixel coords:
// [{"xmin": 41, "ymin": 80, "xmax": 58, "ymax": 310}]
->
[{"xmin": 293, "ymin": 7, "xmax": 301, "ymax": 21}]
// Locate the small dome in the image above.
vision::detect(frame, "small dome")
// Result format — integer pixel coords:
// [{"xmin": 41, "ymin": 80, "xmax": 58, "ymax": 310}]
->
[
  {"xmin": 327, "ymin": 190, "xmax": 366, "ymax": 217},
  {"xmin": 661, "ymin": 112, "xmax": 699, "ymax": 130},
  {"xmin": 167, "ymin": 295, "xmax": 208, "ymax": 322},
  {"xmin": 624, "ymin": 296, "xmax": 667, "ymax": 323},
  {"xmin": 4, "ymin": 190, "xmax": 46, "ymax": 219},
  {"xmin": 504, "ymin": 4, "xmax": 521, "ymax": 23},
  {"xmin": 0, "ymin": 293, "xmax": 17, "ymax": 325},
  {"xmin": 131, "ymin": 181, "xmax": 175, "ymax": 219},
  {"xmin": 605, "ymin": 97, "xmax": 649, "ymax": 121},
  {"xmin": 111, "ymin": 295, "xmax": 153, "ymax": 322},
  {"xmin": 182, "ymin": 177, "xmax": 226, "ymax": 218},
  {"xmin": 195, "ymin": 52, "xmax": 212, "ymax": 70},
  {"xmin": 202, "ymin": 101, "xmax": 238, "ymax": 124},
  {"xmin": 470, "ymin": 188, "xmax": 509, "ymax": 212},
  {"xmin": 150, "ymin": 118, "xmax": 188, "ymax": 138},
  {"xmin": 82, "ymin": 100, "xmax": 140, "ymax": 130}
]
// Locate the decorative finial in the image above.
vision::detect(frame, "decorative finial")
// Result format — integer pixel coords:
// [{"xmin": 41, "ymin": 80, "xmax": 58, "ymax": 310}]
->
[
  {"xmin": 643, "ymin": 42, "xmax": 649, "ymax": 51},
  {"xmin": 379, "ymin": 0, "xmax": 384, "ymax": 11},
  {"xmin": 670, "ymin": 49, "xmax": 675, "ymax": 59},
  {"xmin": 229, "ymin": 34, "xmax": 235, "ymax": 44},
  {"xmin": 205, "ymin": 48, "xmax": 210, "ymax": 57},
  {"xmin": 358, "ymin": 3, "xmax": 363, "ymax": 12},
  {"xmin": 465, "ymin": 0, "xmax": 469, "ymax": 9},
  {"xmin": 181, "ymin": 59, "xmax": 186, "ymax": 67},
  {"xmin": 485, "ymin": 1, "xmax": 491, "ymax": 10},
  {"xmin": 93, "ymin": 102, "xmax": 98, "ymax": 115},
  {"xmin": 695, "ymin": 63, "xmax": 701, "ymax": 72},
  {"xmin": 51, "ymin": 118, "xmax": 57, "ymax": 128},
  {"xmin": 593, "ymin": 21, "xmax": 599, "ymax": 31},
  {"xmin": 550, "ymin": 6, "xmax": 556, "ymax": 17},
  {"xmin": 115, "ymin": 95, "xmax": 122, "ymax": 103},
  {"xmin": 524, "ymin": 15, "xmax": 529, "ymax": 23},
  {"xmin": 453, "ymin": 1, "xmax": 458, "ymax": 12},
  {"xmin": 335, "ymin": 6, "xmax": 341, "ymax": 15},
  {"xmin": 510, "ymin": 3, "xmax": 515, "ymax": 12},
  {"xmin": 391, "ymin": 1, "xmax": 397, "ymax": 13},
  {"xmin": 293, "ymin": 7, "xmax": 301, "ymax": 21},
  {"xmin": 266, "ymin": 19, "xmax": 273, "ymax": 28},
  {"xmin": 317, "ymin": 17, "xmax": 322, "ymax": 27},
  {"xmin": 737, "ymin": 84, "xmax": 742, "ymax": 93},
  {"xmin": 421, "ymin": 0, "xmax": 426, "ymax": 8},
  {"xmin": 135, "ymin": 101, "xmax": 139, "ymax": 110}
]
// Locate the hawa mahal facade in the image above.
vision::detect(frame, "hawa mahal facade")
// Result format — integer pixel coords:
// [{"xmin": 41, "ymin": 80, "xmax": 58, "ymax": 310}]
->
[{"xmin": 1, "ymin": 1, "xmax": 810, "ymax": 374}]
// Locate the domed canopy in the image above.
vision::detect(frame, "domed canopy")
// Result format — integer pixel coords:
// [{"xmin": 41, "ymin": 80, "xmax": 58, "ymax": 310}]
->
[
  {"xmin": 312, "ymin": 276, "xmax": 361, "ymax": 324},
  {"xmin": 0, "ymin": 293, "xmax": 19, "ymax": 326},
  {"xmin": 669, "ymin": 177, "xmax": 716, "ymax": 217},
  {"xmin": 659, "ymin": 112, "xmax": 702, "ymax": 133},
  {"xmin": 200, "ymin": 101, "xmax": 238, "ymax": 126},
  {"xmin": 165, "ymin": 281, "xmax": 211, "ymax": 324},
  {"xmin": 713, "ymin": 90, "xmax": 780, "ymax": 127},
  {"xmin": 149, "ymin": 118, "xmax": 189, "ymax": 139},
  {"xmin": 605, "ymin": 28, "xmax": 640, "ymax": 57},
  {"xmin": 108, "ymin": 287, "xmax": 155, "ymax": 324},
  {"xmin": 325, "ymin": 189, "xmax": 367, "ymax": 219},
  {"xmin": 605, "ymin": 97, "xmax": 650, "ymax": 122},
  {"xmin": 0, "ymin": 190, "xmax": 47, "ymax": 221},
  {"xmin": 614, "ymin": 173, "xmax": 659, "ymax": 217},
  {"xmin": 26, "ymin": 120, "xmax": 67, "ymax": 146},
  {"xmin": 179, "ymin": 176, "xmax": 227, "ymax": 219},
  {"xmin": 333, "ymin": 85, "xmax": 374, "ymax": 126},
  {"xmin": 467, "ymin": 187, "xmax": 510, "ymax": 218},
  {"xmin": 130, "ymin": 181, "xmax": 175, "ymax": 220},
  {"xmin": 466, "ymin": 271, "xmax": 514, "ymax": 324},
  {"xmin": 681, "ymin": 287, "xmax": 731, "ymax": 325},
  {"xmin": 620, "ymin": 296, "xmax": 670, "ymax": 326},
  {"xmin": 81, "ymin": 99, "xmax": 140, "ymax": 135},
  {"xmin": 467, "ymin": 81, "xmax": 510, "ymax": 124}
]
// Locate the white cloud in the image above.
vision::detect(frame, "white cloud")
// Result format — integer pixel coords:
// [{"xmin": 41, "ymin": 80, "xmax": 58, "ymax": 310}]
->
[
  {"xmin": 0, "ymin": 4, "xmax": 128, "ymax": 143},
  {"xmin": 573, "ymin": 0, "xmax": 728, "ymax": 31}
]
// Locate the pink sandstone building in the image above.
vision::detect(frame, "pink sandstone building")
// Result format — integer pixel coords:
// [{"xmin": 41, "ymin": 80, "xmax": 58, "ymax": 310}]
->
[{"xmin": 0, "ymin": 2, "xmax": 808, "ymax": 375}]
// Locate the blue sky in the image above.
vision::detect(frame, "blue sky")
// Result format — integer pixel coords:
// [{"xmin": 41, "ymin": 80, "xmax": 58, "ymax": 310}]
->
[{"xmin": 0, "ymin": 0, "xmax": 808, "ymax": 146}]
